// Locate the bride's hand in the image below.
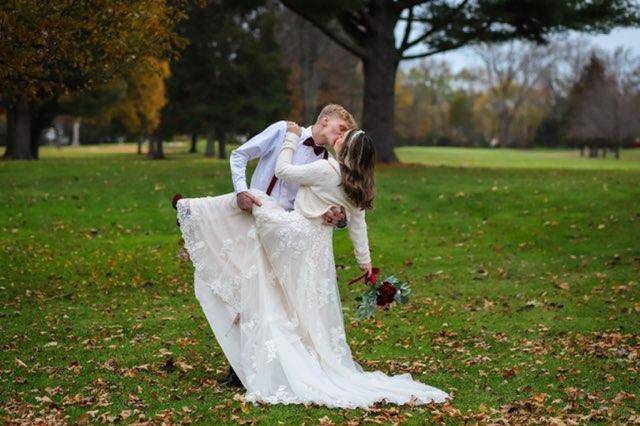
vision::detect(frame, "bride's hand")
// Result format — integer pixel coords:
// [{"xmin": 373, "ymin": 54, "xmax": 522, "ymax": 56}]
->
[
  {"xmin": 287, "ymin": 121, "xmax": 301, "ymax": 136},
  {"xmin": 359, "ymin": 263, "xmax": 372, "ymax": 279}
]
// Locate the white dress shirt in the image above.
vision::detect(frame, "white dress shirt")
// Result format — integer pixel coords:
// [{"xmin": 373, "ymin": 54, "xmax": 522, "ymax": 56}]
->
[{"xmin": 230, "ymin": 121, "xmax": 327, "ymax": 211}]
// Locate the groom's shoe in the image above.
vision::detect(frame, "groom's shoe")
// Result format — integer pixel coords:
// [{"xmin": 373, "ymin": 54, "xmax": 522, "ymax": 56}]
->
[
  {"xmin": 221, "ymin": 366, "xmax": 244, "ymax": 388},
  {"xmin": 172, "ymin": 193, "xmax": 183, "ymax": 228},
  {"xmin": 172, "ymin": 193, "xmax": 183, "ymax": 210}
]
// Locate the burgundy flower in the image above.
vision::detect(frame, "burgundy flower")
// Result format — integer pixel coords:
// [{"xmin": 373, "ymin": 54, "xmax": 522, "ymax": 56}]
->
[
  {"xmin": 366, "ymin": 267, "xmax": 380, "ymax": 285},
  {"xmin": 376, "ymin": 281, "xmax": 397, "ymax": 308}
]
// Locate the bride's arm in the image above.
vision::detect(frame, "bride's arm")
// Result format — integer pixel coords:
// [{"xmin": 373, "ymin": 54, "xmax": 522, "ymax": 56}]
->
[
  {"xmin": 346, "ymin": 207, "xmax": 371, "ymax": 267},
  {"xmin": 275, "ymin": 131, "xmax": 333, "ymax": 186}
]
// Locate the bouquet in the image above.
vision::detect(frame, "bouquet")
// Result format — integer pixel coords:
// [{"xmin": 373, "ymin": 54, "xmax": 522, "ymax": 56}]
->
[{"xmin": 348, "ymin": 267, "xmax": 411, "ymax": 320}]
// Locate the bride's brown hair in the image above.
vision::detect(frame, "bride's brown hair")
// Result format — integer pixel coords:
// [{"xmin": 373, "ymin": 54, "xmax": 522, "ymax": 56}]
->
[{"xmin": 337, "ymin": 129, "xmax": 376, "ymax": 210}]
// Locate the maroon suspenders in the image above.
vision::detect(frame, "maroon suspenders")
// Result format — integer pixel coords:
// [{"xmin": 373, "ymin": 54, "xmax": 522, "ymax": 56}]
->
[{"xmin": 266, "ymin": 144, "xmax": 328, "ymax": 196}]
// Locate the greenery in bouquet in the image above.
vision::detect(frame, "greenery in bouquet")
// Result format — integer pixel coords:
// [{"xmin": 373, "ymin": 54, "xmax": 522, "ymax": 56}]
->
[{"xmin": 350, "ymin": 268, "xmax": 411, "ymax": 320}]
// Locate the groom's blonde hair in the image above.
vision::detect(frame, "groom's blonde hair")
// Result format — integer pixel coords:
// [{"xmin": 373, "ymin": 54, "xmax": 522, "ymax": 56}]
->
[{"xmin": 316, "ymin": 104, "xmax": 357, "ymax": 129}]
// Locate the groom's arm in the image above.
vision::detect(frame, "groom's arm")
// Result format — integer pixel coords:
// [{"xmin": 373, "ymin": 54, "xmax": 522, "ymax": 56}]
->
[{"xmin": 230, "ymin": 121, "xmax": 287, "ymax": 194}]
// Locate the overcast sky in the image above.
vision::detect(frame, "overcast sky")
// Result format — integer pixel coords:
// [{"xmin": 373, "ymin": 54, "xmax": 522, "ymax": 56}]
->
[{"xmin": 399, "ymin": 27, "xmax": 640, "ymax": 71}]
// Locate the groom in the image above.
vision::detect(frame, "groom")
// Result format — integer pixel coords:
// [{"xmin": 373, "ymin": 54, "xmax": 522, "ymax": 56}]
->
[
  {"xmin": 220, "ymin": 104, "xmax": 357, "ymax": 386},
  {"xmin": 232, "ymin": 104, "xmax": 356, "ymax": 217}
]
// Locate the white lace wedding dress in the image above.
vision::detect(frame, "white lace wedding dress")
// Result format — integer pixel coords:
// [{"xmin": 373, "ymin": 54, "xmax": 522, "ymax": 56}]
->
[{"xmin": 176, "ymin": 133, "xmax": 450, "ymax": 408}]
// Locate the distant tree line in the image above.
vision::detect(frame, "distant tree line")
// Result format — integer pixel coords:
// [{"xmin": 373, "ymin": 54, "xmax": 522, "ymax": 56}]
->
[
  {"xmin": 393, "ymin": 38, "xmax": 640, "ymax": 154},
  {"xmin": 2, "ymin": 1, "xmax": 639, "ymax": 161}
]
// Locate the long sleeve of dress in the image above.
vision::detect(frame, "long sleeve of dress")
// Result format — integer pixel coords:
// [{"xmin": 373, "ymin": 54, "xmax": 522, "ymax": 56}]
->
[
  {"xmin": 346, "ymin": 207, "xmax": 371, "ymax": 266},
  {"xmin": 275, "ymin": 131, "xmax": 334, "ymax": 186}
]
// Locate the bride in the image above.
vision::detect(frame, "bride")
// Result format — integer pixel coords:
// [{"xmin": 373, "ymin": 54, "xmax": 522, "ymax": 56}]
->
[{"xmin": 176, "ymin": 124, "xmax": 450, "ymax": 408}]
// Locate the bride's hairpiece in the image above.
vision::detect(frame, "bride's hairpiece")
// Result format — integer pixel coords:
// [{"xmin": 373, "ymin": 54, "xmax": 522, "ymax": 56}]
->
[{"xmin": 349, "ymin": 129, "xmax": 365, "ymax": 143}]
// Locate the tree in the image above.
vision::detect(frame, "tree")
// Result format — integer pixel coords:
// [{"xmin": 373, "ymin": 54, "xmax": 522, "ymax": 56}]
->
[
  {"xmin": 448, "ymin": 90, "xmax": 478, "ymax": 146},
  {"xmin": 57, "ymin": 82, "xmax": 128, "ymax": 147},
  {"xmin": 276, "ymin": 9, "xmax": 362, "ymax": 124},
  {"xmin": 96, "ymin": 58, "xmax": 171, "ymax": 155},
  {"xmin": 281, "ymin": 0, "xmax": 640, "ymax": 162},
  {"xmin": 1, "ymin": 0, "xmax": 184, "ymax": 160},
  {"xmin": 475, "ymin": 41, "xmax": 553, "ymax": 147},
  {"xmin": 115, "ymin": 61, "xmax": 170, "ymax": 143},
  {"xmin": 531, "ymin": 37, "xmax": 596, "ymax": 147},
  {"xmin": 567, "ymin": 51, "xmax": 640, "ymax": 157},
  {"xmin": 395, "ymin": 70, "xmax": 424, "ymax": 141},
  {"xmin": 161, "ymin": 0, "xmax": 289, "ymax": 160},
  {"xmin": 533, "ymin": 101, "xmax": 569, "ymax": 147},
  {"xmin": 395, "ymin": 59, "xmax": 454, "ymax": 144}
]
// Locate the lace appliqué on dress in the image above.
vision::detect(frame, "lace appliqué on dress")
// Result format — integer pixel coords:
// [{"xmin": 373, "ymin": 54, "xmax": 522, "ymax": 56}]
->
[
  {"xmin": 177, "ymin": 199, "xmax": 241, "ymax": 312},
  {"xmin": 264, "ymin": 339, "xmax": 277, "ymax": 364},
  {"xmin": 330, "ymin": 326, "xmax": 348, "ymax": 359}
]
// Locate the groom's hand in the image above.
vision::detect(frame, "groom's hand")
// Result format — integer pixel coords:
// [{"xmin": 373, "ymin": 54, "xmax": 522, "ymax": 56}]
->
[
  {"xmin": 322, "ymin": 206, "xmax": 346, "ymax": 226},
  {"xmin": 237, "ymin": 191, "xmax": 262, "ymax": 212}
]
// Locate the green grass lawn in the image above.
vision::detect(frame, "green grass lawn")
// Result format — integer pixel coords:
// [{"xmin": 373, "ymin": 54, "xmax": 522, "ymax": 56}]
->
[
  {"xmin": 397, "ymin": 146, "xmax": 640, "ymax": 171},
  {"xmin": 1, "ymin": 143, "xmax": 639, "ymax": 424}
]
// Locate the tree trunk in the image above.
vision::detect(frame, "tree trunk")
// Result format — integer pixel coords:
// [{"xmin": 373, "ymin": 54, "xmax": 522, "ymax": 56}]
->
[
  {"xmin": 498, "ymin": 109, "xmax": 513, "ymax": 148},
  {"xmin": 218, "ymin": 133, "xmax": 226, "ymax": 159},
  {"xmin": 147, "ymin": 135, "xmax": 165, "ymax": 159},
  {"xmin": 156, "ymin": 138, "xmax": 164, "ymax": 158},
  {"xmin": 362, "ymin": 42, "xmax": 399, "ymax": 163},
  {"xmin": 137, "ymin": 136, "xmax": 143, "ymax": 155},
  {"xmin": 29, "ymin": 115, "xmax": 42, "ymax": 160},
  {"xmin": 3, "ymin": 105, "xmax": 16, "ymax": 159},
  {"xmin": 190, "ymin": 132, "xmax": 198, "ymax": 153},
  {"xmin": 6, "ymin": 96, "xmax": 33, "ymax": 160},
  {"xmin": 205, "ymin": 132, "xmax": 215, "ymax": 157},
  {"xmin": 72, "ymin": 117, "xmax": 81, "ymax": 146},
  {"xmin": 302, "ymin": 42, "xmax": 321, "ymax": 124},
  {"xmin": 28, "ymin": 101, "xmax": 57, "ymax": 159}
]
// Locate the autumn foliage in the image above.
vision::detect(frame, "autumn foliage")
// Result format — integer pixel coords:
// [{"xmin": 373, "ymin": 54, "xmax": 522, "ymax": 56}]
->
[{"xmin": 0, "ymin": 0, "xmax": 184, "ymax": 159}]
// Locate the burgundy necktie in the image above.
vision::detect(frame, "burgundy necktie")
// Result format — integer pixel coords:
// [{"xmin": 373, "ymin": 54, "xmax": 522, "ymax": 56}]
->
[{"xmin": 266, "ymin": 137, "xmax": 329, "ymax": 196}]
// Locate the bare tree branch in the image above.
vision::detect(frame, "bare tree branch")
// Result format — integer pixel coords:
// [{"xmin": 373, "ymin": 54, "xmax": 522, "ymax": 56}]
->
[
  {"xmin": 280, "ymin": 1, "xmax": 367, "ymax": 59},
  {"xmin": 401, "ymin": 0, "xmax": 470, "ymax": 52},
  {"xmin": 355, "ymin": 8, "xmax": 377, "ymax": 34},
  {"xmin": 392, "ymin": 0, "xmax": 431, "ymax": 13},
  {"xmin": 399, "ymin": 6, "xmax": 414, "ymax": 51},
  {"xmin": 337, "ymin": 11, "xmax": 369, "ymax": 47},
  {"xmin": 401, "ymin": 39, "xmax": 469, "ymax": 60},
  {"xmin": 398, "ymin": 16, "xmax": 436, "ymax": 22}
]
